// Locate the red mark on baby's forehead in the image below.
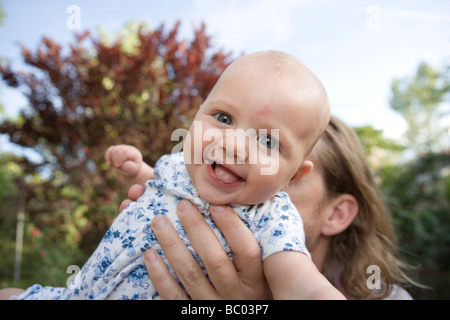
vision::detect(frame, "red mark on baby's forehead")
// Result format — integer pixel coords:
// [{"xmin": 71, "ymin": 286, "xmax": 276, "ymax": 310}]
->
[{"xmin": 257, "ymin": 105, "xmax": 271, "ymax": 116}]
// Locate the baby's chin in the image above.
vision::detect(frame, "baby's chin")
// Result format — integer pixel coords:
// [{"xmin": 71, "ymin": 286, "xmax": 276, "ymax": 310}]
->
[
  {"xmin": 198, "ymin": 189, "xmax": 266, "ymax": 207},
  {"xmin": 198, "ymin": 190, "xmax": 230, "ymax": 206}
]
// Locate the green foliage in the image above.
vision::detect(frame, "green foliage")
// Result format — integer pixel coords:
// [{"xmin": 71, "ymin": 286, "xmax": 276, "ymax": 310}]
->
[
  {"xmin": 354, "ymin": 126, "xmax": 404, "ymax": 155},
  {"xmin": 354, "ymin": 61, "xmax": 450, "ymax": 298},
  {"xmin": 0, "ymin": 1, "xmax": 5, "ymax": 26},
  {"xmin": 372, "ymin": 61, "xmax": 450, "ymax": 299},
  {"xmin": 353, "ymin": 125, "xmax": 405, "ymax": 169},
  {"xmin": 0, "ymin": 155, "xmax": 19, "ymax": 202},
  {"xmin": 378, "ymin": 152, "xmax": 450, "ymax": 299}
]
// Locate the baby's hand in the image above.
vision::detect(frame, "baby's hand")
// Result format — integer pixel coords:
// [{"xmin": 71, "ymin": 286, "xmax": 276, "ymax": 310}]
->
[{"xmin": 105, "ymin": 145, "xmax": 143, "ymax": 179}]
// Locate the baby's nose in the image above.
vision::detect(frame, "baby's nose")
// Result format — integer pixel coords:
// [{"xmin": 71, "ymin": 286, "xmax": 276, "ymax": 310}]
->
[{"xmin": 223, "ymin": 129, "xmax": 251, "ymax": 164}]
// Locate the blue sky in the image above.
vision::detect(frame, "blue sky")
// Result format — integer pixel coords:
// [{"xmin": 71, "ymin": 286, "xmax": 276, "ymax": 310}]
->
[{"xmin": 1, "ymin": 0, "xmax": 449, "ymax": 150}]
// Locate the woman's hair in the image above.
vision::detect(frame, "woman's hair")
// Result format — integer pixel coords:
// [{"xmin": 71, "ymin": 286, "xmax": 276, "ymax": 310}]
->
[{"xmin": 318, "ymin": 116, "xmax": 418, "ymax": 299}]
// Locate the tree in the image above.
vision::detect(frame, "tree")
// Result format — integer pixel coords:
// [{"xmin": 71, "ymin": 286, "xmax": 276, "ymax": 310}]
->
[
  {"xmin": 390, "ymin": 62, "xmax": 449, "ymax": 154},
  {"xmin": 0, "ymin": 1, "xmax": 5, "ymax": 25},
  {"xmin": 378, "ymin": 151, "xmax": 450, "ymax": 299},
  {"xmin": 0, "ymin": 21, "xmax": 232, "ymax": 286},
  {"xmin": 353, "ymin": 125, "xmax": 404, "ymax": 169},
  {"xmin": 381, "ymin": 61, "xmax": 450, "ymax": 298},
  {"xmin": 0, "ymin": 0, "xmax": 6, "ymax": 113}
]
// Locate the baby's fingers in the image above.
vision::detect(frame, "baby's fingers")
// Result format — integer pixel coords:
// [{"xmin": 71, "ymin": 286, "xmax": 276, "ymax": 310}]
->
[
  {"xmin": 104, "ymin": 146, "xmax": 116, "ymax": 165},
  {"xmin": 106, "ymin": 145, "xmax": 141, "ymax": 168},
  {"xmin": 105, "ymin": 145, "xmax": 127, "ymax": 166}
]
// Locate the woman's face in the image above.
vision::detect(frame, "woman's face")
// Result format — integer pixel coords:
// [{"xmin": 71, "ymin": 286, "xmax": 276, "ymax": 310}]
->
[{"xmin": 285, "ymin": 142, "xmax": 329, "ymax": 252}]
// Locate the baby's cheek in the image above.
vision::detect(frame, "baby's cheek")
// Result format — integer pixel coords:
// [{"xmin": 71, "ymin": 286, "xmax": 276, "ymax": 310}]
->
[
  {"xmin": 184, "ymin": 128, "xmax": 207, "ymax": 165},
  {"xmin": 246, "ymin": 174, "xmax": 282, "ymax": 204}
]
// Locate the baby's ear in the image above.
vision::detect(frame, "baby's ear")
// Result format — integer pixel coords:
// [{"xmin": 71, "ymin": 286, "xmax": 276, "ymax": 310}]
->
[{"xmin": 289, "ymin": 160, "xmax": 313, "ymax": 184}]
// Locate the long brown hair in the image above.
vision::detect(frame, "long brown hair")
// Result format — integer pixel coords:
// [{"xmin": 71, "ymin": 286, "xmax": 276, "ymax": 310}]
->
[{"xmin": 318, "ymin": 116, "xmax": 418, "ymax": 299}]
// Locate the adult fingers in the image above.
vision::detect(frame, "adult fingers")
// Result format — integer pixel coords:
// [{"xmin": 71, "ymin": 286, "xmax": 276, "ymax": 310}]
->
[
  {"xmin": 177, "ymin": 200, "xmax": 267, "ymax": 299},
  {"xmin": 118, "ymin": 184, "xmax": 145, "ymax": 212},
  {"xmin": 119, "ymin": 199, "xmax": 132, "ymax": 212},
  {"xmin": 151, "ymin": 214, "xmax": 219, "ymax": 299},
  {"xmin": 128, "ymin": 184, "xmax": 145, "ymax": 201},
  {"xmin": 144, "ymin": 249, "xmax": 189, "ymax": 300},
  {"xmin": 209, "ymin": 205, "xmax": 270, "ymax": 299}
]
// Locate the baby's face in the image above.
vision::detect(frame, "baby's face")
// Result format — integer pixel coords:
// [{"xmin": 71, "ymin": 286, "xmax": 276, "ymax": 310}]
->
[{"xmin": 184, "ymin": 54, "xmax": 325, "ymax": 205}]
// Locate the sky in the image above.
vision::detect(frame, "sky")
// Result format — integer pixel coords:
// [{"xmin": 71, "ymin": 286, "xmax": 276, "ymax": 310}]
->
[{"xmin": 0, "ymin": 0, "xmax": 449, "ymax": 153}]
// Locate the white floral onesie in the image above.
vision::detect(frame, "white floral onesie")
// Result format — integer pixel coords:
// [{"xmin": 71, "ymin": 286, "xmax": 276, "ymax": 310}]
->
[{"xmin": 14, "ymin": 152, "xmax": 309, "ymax": 300}]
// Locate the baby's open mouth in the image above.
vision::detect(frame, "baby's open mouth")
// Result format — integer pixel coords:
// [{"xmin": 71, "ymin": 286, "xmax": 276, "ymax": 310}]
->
[{"xmin": 211, "ymin": 161, "xmax": 243, "ymax": 184}]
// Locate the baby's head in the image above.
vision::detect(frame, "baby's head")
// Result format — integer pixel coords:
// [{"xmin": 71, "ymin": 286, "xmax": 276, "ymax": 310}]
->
[{"xmin": 183, "ymin": 50, "xmax": 330, "ymax": 205}]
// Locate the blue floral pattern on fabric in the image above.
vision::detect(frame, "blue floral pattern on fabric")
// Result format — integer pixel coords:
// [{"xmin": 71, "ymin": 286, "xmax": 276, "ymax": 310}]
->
[{"xmin": 15, "ymin": 152, "xmax": 309, "ymax": 300}]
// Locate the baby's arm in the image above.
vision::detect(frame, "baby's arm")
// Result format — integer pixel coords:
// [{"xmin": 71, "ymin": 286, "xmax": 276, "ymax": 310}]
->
[
  {"xmin": 105, "ymin": 145, "xmax": 154, "ymax": 186},
  {"xmin": 263, "ymin": 251, "xmax": 346, "ymax": 300}
]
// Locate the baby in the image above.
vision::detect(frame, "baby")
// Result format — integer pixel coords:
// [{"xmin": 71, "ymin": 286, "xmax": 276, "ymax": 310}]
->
[{"xmin": 14, "ymin": 51, "xmax": 344, "ymax": 299}]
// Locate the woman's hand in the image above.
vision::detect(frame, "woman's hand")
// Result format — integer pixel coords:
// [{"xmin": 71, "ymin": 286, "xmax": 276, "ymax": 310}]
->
[
  {"xmin": 122, "ymin": 185, "xmax": 271, "ymax": 299},
  {"xmin": 147, "ymin": 200, "xmax": 271, "ymax": 299},
  {"xmin": 119, "ymin": 184, "xmax": 146, "ymax": 211}
]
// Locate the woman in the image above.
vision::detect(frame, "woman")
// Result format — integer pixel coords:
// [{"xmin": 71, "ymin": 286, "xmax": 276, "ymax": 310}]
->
[{"xmin": 137, "ymin": 116, "xmax": 417, "ymax": 299}]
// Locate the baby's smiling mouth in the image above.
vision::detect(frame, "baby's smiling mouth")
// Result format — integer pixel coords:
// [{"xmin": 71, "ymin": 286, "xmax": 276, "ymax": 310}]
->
[{"xmin": 211, "ymin": 161, "xmax": 243, "ymax": 184}]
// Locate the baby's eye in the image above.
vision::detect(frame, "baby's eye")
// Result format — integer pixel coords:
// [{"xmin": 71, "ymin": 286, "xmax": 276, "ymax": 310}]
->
[
  {"xmin": 215, "ymin": 113, "xmax": 233, "ymax": 125},
  {"xmin": 258, "ymin": 135, "xmax": 279, "ymax": 150}
]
